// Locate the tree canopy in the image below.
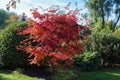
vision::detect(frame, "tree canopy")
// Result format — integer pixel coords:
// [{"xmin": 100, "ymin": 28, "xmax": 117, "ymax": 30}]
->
[
  {"xmin": 85, "ymin": 0, "xmax": 120, "ymax": 29},
  {"xmin": 0, "ymin": 9, "xmax": 17, "ymax": 29}
]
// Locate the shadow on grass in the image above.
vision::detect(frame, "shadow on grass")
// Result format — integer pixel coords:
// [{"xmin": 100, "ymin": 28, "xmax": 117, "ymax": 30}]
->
[
  {"xmin": 0, "ymin": 68, "xmax": 120, "ymax": 80},
  {"xmin": 76, "ymin": 69, "xmax": 120, "ymax": 80},
  {"xmin": 0, "ymin": 67, "xmax": 49, "ymax": 80},
  {"xmin": 23, "ymin": 66, "xmax": 51, "ymax": 80}
]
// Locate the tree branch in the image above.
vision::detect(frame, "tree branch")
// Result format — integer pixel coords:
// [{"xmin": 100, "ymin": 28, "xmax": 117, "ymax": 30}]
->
[{"xmin": 113, "ymin": 13, "xmax": 120, "ymax": 28}]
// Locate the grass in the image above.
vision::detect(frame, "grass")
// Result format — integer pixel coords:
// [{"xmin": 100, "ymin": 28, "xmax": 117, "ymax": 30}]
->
[
  {"xmin": 76, "ymin": 68, "xmax": 120, "ymax": 80},
  {"xmin": 0, "ymin": 68, "xmax": 120, "ymax": 80},
  {"xmin": 0, "ymin": 70, "xmax": 40, "ymax": 80}
]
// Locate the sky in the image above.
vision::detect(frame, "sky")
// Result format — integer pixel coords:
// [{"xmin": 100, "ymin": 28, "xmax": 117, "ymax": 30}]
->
[{"xmin": 0, "ymin": 0, "xmax": 87, "ymax": 17}]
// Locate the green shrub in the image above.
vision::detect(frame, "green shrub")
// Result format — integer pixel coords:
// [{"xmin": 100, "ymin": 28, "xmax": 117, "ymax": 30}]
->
[
  {"xmin": 51, "ymin": 68, "xmax": 76, "ymax": 80},
  {"xmin": 73, "ymin": 52, "xmax": 101, "ymax": 71},
  {"xmin": 92, "ymin": 32, "xmax": 120, "ymax": 65},
  {"xmin": 114, "ymin": 27, "xmax": 120, "ymax": 36},
  {"xmin": 0, "ymin": 9, "xmax": 18, "ymax": 29},
  {"xmin": 12, "ymin": 68, "xmax": 25, "ymax": 75},
  {"xmin": 0, "ymin": 21, "xmax": 28, "ymax": 67}
]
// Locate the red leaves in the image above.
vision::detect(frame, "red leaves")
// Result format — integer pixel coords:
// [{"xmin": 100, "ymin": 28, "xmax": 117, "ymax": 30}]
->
[
  {"xmin": 31, "ymin": 10, "xmax": 40, "ymax": 19},
  {"xmin": 47, "ymin": 5, "xmax": 59, "ymax": 13},
  {"xmin": 17, "ymin": 5, "xmax": 87, "ymax": 67}
]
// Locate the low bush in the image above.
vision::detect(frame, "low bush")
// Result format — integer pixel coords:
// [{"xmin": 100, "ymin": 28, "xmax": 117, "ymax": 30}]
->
[
  {"xmin": 73, "ymin": 52, "xmax": 101, "ymax": 71},
  {"xmin": 51, "ymin": 68, "xmax": 76, "ymax": 80},
  {"xmin": 114, "ymin": 27, "xmax": 120, "ymax": 36},
  {"xmin": 92, "ymin": 32, "xmax": 120, "ymax": 65},
  {"xmin": 12, "ymin": 68, "xmax": 25, "ymax": 75},
  {"xmin": 0, "ymin": 22, "xmax": 28, "ymax": 67}
]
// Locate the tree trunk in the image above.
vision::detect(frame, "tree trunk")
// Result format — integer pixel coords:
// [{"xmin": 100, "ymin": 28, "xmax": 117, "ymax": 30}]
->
[
  {"xmin": 101, "ymin": 3, "xmax": 105, "ymax": 29},
  {"xmin": 101, "ymin": 15, "xmax": 105, "ymax": 29},
  {"xmin": 113, "ymin": 13, "xmax": 120, "ymax": 29}
]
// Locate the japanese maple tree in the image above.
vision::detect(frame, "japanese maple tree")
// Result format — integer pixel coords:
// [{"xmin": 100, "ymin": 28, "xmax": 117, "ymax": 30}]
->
[{"xmin": 17, "ymin": 5, "xmax": 87, "ymax": 67}]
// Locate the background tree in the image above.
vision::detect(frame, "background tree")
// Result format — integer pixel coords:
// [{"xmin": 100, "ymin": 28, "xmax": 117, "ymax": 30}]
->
[
  {"xmin": 0, "ymin": 9, "xmax": 9, "ymax": 29},
  {"xmin": 0, "ymin": 9, "xmax": 18, "ymax": 29},
  {"xmin": 85, "ymin": 0, "xmax": 120, "ymax": 29},
  {"xmin": 5, "ymin": 15, "xmax": 19, "ymax": 24}
]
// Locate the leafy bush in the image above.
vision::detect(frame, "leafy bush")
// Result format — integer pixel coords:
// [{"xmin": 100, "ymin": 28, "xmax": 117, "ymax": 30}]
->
[
  {"xmin": 51, "ymin": 68, "xmax": 76, "ymax": 80},
  {"xmin": 114, "ymin": 27, "xmax": 120, "ymax": 36},
  {"xmin": 100, "ymin": 26, "xmax": 113, "ymax": 33},
  {"xmin": 12, "ymin": 68, "xmax": 25, "ymax": 75},
  {"xmin": 73, "ymin": 52, "xmax": 101, "ymax": 71},
  {"xmin": 17, "ymin": 6, "xmax": 87, "ymax": 67},
  {"xmin": 92, "ymin": 32, "xmax": 120, "ymax": 65},
  {"xmin": 0, "ymin": 9, "xmax": 18, "ymax": 29},
  {"xmin": 0, "ymin": 22, "xmax": 28, "ymax": 67}
]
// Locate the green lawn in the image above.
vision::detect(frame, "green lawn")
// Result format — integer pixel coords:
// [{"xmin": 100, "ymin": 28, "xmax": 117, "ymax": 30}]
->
[
  {"xmin": 76, "ymin": 68, "xmax": 120, "ymax": 80},
  {"xmin": 0, "ymin": 70, "xmax": 39, "ymax": 80},
  {"xmin": 0, "ymin": 68, "xmax": 120, "ymax": 80}
]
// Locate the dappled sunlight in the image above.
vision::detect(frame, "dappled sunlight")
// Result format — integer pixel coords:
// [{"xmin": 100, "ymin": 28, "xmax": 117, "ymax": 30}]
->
[
  {"xmin": 0, "ymin": 70, "xmax": 38, "ymax": 80},
  {"xmin": 76, "ymin": 69, "xmax": 120, "ymax": 80},
  {"xmin": 106, "ymin": 72, "xmax": 120, "ymax": 77}
]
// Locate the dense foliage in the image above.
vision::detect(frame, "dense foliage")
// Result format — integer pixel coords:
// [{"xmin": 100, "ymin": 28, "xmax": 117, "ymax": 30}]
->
[
  {"xmin": 0, "ymin": 22, "xmax": 28, "ymax": 67},
  {"xmin": 17, "ymin": 6, "xmax": 87, "ymax": 67},
  {"xmin": 52, "ymin": 68, "xmax": 76, "ymax": 80},
  {"xmin": 73, "ymin": 52, "xmax": 101, "ymax": 71},
  {"xmin": 91, "ymin": 32, "xmax": 120, "ymax": 65},
  {"xmin": 0, "ymin": 9, "xmax": 18, "ymax": 29},
  {"xmin": 85, "ymin": 0, "xmax": 120, "ymax": 29},
  {"xmin": 114, "ymin": 27, "xmax": 120, "ymax": 35},
  {"xmin": 5, "ymin": 15, "xmax": 19, "ymax": 24}
]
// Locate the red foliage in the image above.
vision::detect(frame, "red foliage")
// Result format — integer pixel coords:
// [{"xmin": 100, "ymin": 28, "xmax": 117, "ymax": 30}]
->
[{"xmin": 17, "ymin": 5, "xmax": 87, "ymax": 67}]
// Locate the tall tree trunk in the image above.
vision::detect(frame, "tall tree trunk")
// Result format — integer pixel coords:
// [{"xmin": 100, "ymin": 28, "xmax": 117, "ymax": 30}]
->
[
  {"xmin": 113, "ymin": 13, "xmax": 120, "ymax": 29},
  {"xmin": 101, "ymin": 3, "xmax": 105, "ymax": 29},
  {"xmin": 101, "ymin": 15, "xmax": 105, "ymax": 29}
]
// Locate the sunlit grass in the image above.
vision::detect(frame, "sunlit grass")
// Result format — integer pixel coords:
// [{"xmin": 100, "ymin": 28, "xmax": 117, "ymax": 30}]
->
[
  {"xmin": 76, "ymin": 68, "xmax": 120, "ymax": 80},
  {"xmin": 0, "ymin": 70, "xmax": 39, "ymax": 80},
  {"xmin": 0, "ymin": 68, "xmax": 120, "ymax": 80}
]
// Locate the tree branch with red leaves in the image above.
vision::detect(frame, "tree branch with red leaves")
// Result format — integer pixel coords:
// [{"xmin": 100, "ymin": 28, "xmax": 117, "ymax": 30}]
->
[{"xmin": 16, "ymin": 4, "xmax": 88, "ymax": 67}]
